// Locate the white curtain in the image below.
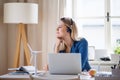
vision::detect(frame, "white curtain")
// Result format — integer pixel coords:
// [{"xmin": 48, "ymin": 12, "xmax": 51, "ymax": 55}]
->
[{"xmin": 41, "ymin": 0, "xmax": 65, "ymax": 67}]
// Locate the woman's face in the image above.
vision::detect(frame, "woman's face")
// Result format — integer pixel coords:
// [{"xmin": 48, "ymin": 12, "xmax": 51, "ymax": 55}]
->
[{"xmin": 56, "ymin": 21, "xmax": 68, "ymax": 39}]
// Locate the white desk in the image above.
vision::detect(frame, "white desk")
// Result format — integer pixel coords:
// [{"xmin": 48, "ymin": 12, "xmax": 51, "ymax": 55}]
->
[
  {"xmin": 89, "ymin": 61, "xmax": 117, "ymax": 72},
  {"xmin": 0, "ymin": 74, "xmax": 30, "ymax": 80},
  {"xmin": 0, "ymin": 72, "xmax": 94, "ymax": 80},
  {"xmin": 31, "ymin": 72, "xmax": 94, "ymax": 80}
]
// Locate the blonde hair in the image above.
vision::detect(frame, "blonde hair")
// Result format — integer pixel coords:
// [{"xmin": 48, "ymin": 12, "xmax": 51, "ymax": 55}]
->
[
  {"xmin": 60, "ymin": 17, "xmax": 78, "ymax": 41},
  {"xmin": 56, "ymin": 17, "xmax": 80, "ymax": 52}
]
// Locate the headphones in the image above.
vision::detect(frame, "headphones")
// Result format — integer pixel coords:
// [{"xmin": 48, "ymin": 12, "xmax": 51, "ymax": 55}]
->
[
  {"xmin": 67, "ymin": 18, "xmax": 73, "ymax": 33},
  {"xmin": 61, "ymin": 17, "xmax": 73, "ymax": 34},
  {"xmin": 67, "ymin": 27, "xmax": 72, "ymax": 33}
]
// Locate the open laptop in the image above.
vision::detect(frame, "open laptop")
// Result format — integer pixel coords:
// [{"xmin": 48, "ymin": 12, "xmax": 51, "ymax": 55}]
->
[{"xmin": 48, "ymin": 53, "xmax": 81, "ymax": 75}]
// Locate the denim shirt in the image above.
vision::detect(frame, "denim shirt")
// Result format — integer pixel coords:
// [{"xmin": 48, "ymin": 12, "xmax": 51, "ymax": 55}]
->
[{"xmin": 59, "ymin": 38, "xmax": 91, "ymax": 71}]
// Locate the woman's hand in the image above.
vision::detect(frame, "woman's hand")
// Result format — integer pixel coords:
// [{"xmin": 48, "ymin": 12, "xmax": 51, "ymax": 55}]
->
[
  {"xmin": 43, "ymin": 64, "xmax": 49, "ymax": 71},
  {"xmin": 56, "ymin": 38, "xmax": 63, "ymax": 46},
  {"xmin": 54, "ymin": 38, "xmax": 63, "ymax": 53}
]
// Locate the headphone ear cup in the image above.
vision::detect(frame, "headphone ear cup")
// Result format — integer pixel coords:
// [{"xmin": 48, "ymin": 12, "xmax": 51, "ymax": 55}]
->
[
  {"xmin": 67, "ymin": 27, "xmax": 72, "ymax": 33},
  {"xmin": 67, "ymin": 28, "xmax": 69, "ymax": 32}
]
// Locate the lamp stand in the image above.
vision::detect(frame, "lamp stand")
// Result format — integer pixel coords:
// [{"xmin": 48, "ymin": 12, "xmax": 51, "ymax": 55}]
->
[{"xmin": 13, "ymin": 23, "xmax": 31, "ymax": 68}]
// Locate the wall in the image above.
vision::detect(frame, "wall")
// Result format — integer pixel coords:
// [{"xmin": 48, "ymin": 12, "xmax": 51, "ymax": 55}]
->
[{"xmin": 0, "ymin": 0, "xmax": 8, "ymax": 75}]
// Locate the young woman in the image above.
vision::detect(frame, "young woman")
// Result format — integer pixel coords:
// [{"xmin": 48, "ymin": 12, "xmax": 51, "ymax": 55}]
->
[{"xmin": 54, "ymin": 17, "xmax": 91, "ymax": 71}]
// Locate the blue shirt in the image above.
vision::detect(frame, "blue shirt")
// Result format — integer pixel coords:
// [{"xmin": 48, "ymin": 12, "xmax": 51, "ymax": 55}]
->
[{"xmin": 59, "ymin": 38, "xmax": 91, "ymax": 71}]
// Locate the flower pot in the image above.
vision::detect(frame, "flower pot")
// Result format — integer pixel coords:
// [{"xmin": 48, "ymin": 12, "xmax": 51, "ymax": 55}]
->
[{"xmin": 112, "ymin": 69, "xmax": 120, "ymax": 76}]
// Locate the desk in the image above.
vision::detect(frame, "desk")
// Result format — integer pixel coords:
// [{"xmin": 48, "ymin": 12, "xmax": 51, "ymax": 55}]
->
[
  {"xmin": 89, "ymin": 61, "xmax": 117, "ymax": 72},
  {"xmin": 0, "ymin": 74, "xmax": 30, "ymax": 80},
  {"xmin": 0, "ymin": 72, "xmax": 94, "ymax": 80},
  {"xmin": 31, "ymin": 72, "xmax": 94, "ymax": 80}
]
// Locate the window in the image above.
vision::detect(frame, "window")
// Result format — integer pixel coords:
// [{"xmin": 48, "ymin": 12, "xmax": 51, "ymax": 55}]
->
[
  {"xmin": 65, "ymin": 0, "xmax": 120, "ymax": 52},
  {"xmin": 111, "ymin": 0, "xmax": 120, "ymax": 49}
]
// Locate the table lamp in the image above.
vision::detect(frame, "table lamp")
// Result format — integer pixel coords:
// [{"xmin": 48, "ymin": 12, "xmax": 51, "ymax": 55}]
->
[{"xmin": 4, "ymin": 3, "xmax": 38, "ymax": 68}]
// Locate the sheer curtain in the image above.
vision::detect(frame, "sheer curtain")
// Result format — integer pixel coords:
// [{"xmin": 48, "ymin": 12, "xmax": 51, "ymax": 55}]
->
[{"xmin": 41, "ymin": 0, "xmax": 65, "ymax": 67}]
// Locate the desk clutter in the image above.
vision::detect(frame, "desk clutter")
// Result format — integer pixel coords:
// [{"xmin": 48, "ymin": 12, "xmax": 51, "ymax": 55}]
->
[
  {"xmin": 95, "ymin": 60, "xmax": 120, "ymax": 80},
  {"xmin": 95, "ymin": 75, "xmax": 120, "ymax": 80},
  {"xmin": 8, "ymin": 66, "xmax": 36, "ymax": 74}
]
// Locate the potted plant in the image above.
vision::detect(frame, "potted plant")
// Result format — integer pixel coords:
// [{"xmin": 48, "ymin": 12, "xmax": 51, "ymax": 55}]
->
[
  {"xmin": 111, "ymin": 46, "xmax": 120, "ymax": 62},
  {"xmin": 114, "ymin": 46, "xmax": 120, "ymax": 54}
]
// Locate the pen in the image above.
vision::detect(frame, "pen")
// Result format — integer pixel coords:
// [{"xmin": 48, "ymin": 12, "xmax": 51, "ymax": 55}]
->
[
  {"xmin": 111, "ymin": 66, "xmax": 114, "ymax": 69},
  {"xmin": 113, "ymin": 65, "xmax": 116, "ymax": 69},
  {"xmin": 116, "ymin": 63, "xmax": 120, "ymax": 69},
  {"xmin": 117, "ymin": 58, "xmax": 120, "ymax": 69}
]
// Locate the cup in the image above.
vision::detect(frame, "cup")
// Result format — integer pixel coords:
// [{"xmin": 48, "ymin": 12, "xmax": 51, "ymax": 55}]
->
[{"xmin": 112, "ymin": 69, "xmax": 120, "ymax": 76}]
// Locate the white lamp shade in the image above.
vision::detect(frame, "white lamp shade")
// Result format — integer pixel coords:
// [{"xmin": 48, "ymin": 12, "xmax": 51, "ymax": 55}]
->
[{"xmin": 4, "ymin": 3, "xmax": 38, "ymax": 24}]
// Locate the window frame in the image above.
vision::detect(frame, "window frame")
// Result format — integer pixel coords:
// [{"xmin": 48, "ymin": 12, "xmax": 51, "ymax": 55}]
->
[{"xmin": 65, "ymin": 0, "xmax": 120, "ymax": 53}]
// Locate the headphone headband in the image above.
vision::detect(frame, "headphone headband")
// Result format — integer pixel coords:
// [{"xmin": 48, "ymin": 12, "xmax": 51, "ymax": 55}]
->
[
  {"xmin": 70, "ymin": 19, "xmax": 73, "ymax": 25},
  {"xmin": 61, "ymin": 17, "xmax": 73, "ymax": 26}
]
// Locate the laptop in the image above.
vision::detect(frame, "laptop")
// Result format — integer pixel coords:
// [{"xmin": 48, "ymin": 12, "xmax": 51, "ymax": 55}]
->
[{"xmin": 48, "ymin": 53, "xmax": 81, "ymax": 75}]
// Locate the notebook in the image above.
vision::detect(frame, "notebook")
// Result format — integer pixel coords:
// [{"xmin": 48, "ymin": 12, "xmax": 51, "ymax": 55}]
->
[{"xmin": 48, "ymin": 53, "xmax": 81, "ymax": 75}]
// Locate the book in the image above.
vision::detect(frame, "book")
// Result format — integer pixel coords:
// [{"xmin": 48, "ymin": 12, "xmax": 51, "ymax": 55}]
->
[
  {"xmin": 18, "ymin": 66, "xmax": 35, "ymax": 74},
  {"xmin": 8, "ymin": 66, "xmax": 36, "ymax": 74}
]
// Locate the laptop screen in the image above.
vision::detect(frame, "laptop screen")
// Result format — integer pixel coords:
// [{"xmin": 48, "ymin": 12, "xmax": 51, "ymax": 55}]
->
[{"xmin": 48, "ymin": 53, "xmax": 81, "ymax": 75}]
